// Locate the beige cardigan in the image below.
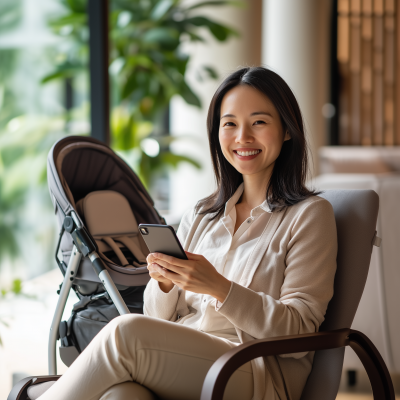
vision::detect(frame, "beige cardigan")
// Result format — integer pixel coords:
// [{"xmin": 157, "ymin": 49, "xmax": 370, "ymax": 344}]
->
[{"xmin": 144, "ymin": 195, "xmax": 337, "ymax": 400}]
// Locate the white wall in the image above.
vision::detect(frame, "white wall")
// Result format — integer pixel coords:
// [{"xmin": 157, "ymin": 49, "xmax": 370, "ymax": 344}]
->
[
  {"xmin": 262, "ymin": 0, "xmax": 333, "ymax": 176},
  {"xmin": 168, "ymin": 1, "xmax": 262, "ymax": 220}
]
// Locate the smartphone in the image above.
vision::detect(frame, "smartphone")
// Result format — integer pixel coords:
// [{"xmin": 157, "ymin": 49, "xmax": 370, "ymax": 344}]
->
[{"xmin": 139, "ymin": 224, "xmax": 188, "ymax": 260}]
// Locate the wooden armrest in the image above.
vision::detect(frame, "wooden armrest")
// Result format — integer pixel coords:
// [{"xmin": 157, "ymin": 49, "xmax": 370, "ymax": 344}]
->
[
  {"xmin": 200, "ymin": 328, "xmax": 394, "ymax": 400},
  {"xmin": 7, "ymin": 375, "xmax": 61, "ymax": 400}
]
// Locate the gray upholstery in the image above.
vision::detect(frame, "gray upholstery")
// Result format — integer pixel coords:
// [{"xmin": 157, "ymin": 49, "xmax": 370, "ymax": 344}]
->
[
  {"xmin": 315, "ymin": 173, "xmax": 400, "ymax": 373},
  {"xmin": 300, "ymin": 190, "xmax": 379, "ymax": 400}
]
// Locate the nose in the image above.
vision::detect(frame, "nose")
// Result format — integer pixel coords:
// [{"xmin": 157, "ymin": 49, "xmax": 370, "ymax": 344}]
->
[{"xmin": 235, "ymin": 125, "xmax": 254, "ymax": 144}]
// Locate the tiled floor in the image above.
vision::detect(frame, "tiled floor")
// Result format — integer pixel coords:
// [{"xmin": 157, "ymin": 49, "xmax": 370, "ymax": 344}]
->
[{"xmin": 336, "ymin": 370, "xmax": 400, "ymax": 400}]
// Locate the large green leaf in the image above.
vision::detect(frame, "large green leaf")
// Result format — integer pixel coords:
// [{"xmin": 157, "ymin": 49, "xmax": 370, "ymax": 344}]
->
[
  {"xmin": 160, "ymin": 152, "xmax": 201, "ymax": 169},
  {"xmin": 185, "ymin": 16, "xmax": 238, "ymax": 41},
  {"xmin": 150, "ymin": 0, "xmax": 174, "ymax": 20},
  {"xmin": 49, "ymin": 13, "xmax": 87, "ymax": 29},
  {"xmin": 142, "ymin": 27, "xmax": 180, "ymax": 50},
  {"xmin": 41, "ymin": 64, "xmax": 86, "ymax": 83},
  {"xmin": 185, "ymin": 1, "xmax": 244, "ymax": 11},
  {"xmin": 179, "ymin": 80, "xmax": 201, "ymax": 107},
  {"xmin": 202, "ymin": 65, "xmax": 218, "ymax": 79},
  {"xmin": 64, "ymin": 0, "xmax": 88, "ymax": 13}
]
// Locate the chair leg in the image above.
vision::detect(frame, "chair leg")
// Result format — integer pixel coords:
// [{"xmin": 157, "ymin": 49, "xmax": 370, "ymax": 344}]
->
[{"xmin": 348, "ymin": 331, "xmax": 395, "ymax": 400}]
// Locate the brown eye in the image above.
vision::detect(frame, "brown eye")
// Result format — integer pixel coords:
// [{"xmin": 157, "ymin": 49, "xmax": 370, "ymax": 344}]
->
[{"xmin": 254, "ymin": 120, "xmax": 266, "ymax": 125}]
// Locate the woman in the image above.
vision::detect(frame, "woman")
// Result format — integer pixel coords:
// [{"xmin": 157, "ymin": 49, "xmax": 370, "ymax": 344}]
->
[{"xmin": 38, "ymin": 67, "xmax": 337, "ymax": 400}]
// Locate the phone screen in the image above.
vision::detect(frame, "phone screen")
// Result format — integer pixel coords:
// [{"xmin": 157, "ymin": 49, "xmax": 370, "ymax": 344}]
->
[{"xmin": 139, "ymin": 224, "xmax": 188, "ymax": 260}]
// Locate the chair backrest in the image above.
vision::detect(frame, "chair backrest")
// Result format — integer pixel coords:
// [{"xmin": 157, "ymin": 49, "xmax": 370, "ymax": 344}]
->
[{"xmin": 300, "ymin": 190, "xmax": 379, "ymax": 400}]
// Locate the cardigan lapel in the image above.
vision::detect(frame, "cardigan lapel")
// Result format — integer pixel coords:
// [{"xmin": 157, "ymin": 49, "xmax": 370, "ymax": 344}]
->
[
  {"xmin": 183, "ymin": 212, "xmax": 214, "ymax": 253},
  {"xmin": 239, "ymin": 207, "xmax": 286, "ymax": 288}
]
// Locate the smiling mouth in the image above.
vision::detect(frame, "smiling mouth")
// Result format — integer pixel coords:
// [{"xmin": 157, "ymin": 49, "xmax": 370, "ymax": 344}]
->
[{"xmin": 234, "ymin": 149, "xmax": 261, "ymax": 157}]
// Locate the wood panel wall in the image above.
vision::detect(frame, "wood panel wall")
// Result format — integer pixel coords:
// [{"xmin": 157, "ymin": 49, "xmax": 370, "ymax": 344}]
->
[{"xmin": 337, "ymin": 0, "xmax": 400, "ymax": 145}]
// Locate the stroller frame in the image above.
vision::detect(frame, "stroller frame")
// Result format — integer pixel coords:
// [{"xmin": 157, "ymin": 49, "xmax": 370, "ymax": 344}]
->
[
  {"xmin": 48, "ymin": 211, "xmax": 129, "ymax": 374},
  {"xmin": 44, "ymin": 135, "xmax": 163, "ymax": 375}
]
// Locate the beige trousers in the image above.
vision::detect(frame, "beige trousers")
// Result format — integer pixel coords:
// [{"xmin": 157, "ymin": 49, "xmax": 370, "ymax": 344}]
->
[{"xmin": 38, "ymin": 314, "xmax": 253, "ymax": 400}]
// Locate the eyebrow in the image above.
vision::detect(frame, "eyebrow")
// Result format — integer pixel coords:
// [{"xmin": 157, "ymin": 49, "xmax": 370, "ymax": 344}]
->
[{"xmin": 220, "ymin": 111, "xmax": 273, "ymax": 119}]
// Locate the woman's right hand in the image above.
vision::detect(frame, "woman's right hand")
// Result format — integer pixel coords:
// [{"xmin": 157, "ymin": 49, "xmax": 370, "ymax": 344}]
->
[{"xmin": 147, "ymin": 254, "xmax": 174, "ymax": 293}]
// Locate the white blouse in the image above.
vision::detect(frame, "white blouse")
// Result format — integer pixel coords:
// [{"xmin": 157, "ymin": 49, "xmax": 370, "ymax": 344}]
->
[{"xmin": 173, "ymin": 183, "xmax": 271, "ymax": 342}]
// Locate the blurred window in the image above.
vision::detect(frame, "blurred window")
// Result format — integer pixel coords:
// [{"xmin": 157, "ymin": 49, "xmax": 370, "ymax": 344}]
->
[{"xmin": 0, "ymin": 0, "xmax": 89, "ymax": 282}]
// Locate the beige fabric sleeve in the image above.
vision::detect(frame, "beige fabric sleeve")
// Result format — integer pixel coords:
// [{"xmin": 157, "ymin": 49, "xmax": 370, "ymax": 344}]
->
[
  {"xmin": 216, "ymin": 199, "xmax": 337, "ymax": 348},
  {"xmin": 143, "ymin": 208, "xmax": 196, "ymax": 321}
]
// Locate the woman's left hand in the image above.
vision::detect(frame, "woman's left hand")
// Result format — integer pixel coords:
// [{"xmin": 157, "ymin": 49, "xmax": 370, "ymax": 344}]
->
[{"xmin": 149, "ymin": 252, "xmax": 231, "ymax": 303}]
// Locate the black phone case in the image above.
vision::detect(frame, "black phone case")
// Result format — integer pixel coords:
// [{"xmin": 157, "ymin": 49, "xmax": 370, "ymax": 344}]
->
[{"xmin": 139, "ymin": 224, "xmax": 188, "ymax": 260}]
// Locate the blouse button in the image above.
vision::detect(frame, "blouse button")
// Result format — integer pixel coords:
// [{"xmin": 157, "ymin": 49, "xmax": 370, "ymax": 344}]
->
[{"xmin": 247, "ymin": 219, "xmax": 252, "ymax": 223}]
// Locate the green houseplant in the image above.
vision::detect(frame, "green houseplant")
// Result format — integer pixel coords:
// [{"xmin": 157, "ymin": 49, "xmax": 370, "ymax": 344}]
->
[{"xmin": 43, "ymin": 0, "xmax": 239, "ymax": 187}]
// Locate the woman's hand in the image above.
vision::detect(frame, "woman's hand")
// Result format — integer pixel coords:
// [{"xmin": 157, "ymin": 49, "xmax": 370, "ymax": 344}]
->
[
  {"xmin": 147, "ymin": 253, "xmax": 174, "ymax": 293},
  {"xmin": 148, "ymin": 251, "xmax": 231, "ymax": 303}
]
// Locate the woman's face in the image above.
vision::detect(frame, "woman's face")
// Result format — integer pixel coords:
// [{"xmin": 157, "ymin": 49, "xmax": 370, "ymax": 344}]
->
[{"xmin": 218, "ymin": 85, "xmax": 290, "ymax": 179}]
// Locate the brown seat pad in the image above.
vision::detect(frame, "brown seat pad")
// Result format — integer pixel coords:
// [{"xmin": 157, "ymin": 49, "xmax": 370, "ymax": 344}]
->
[{"xmin": 76, "ymin": 190, "xmax": 148, "ymax": 265}]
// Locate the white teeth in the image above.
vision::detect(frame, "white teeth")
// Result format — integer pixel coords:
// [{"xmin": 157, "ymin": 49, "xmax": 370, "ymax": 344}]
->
[{"xmin": 237, "ymin": 150, "xmax": 260, "ymax": 156}]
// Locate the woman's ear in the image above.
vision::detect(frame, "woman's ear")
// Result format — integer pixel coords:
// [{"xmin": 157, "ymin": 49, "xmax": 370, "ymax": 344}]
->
[{"xmin": 284, "ymin": 131, "xmax": 291, "ymax": 141}]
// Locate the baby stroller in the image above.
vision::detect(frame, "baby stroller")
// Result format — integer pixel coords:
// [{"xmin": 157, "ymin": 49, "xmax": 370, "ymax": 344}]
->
[
  {"xmin": 8, "ymin": 136, "xmax": 168, "ymax": 400},
  {"xmin": 33, "ymin": 136, "xmax": 163, "ymax": 376},
  {"xmin": 7, "ymin": 136, "xmax": 169, "ymax": 400}
]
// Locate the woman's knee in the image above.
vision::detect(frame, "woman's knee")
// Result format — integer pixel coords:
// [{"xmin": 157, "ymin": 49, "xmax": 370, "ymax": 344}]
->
[{"xmin": 105, "ymin": 314, "xmax": 158, "ymax": 342}]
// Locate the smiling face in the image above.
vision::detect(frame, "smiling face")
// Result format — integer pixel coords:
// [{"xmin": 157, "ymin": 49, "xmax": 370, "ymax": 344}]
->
[{"xmin": 219, "ymin": 84, "xmax": 290, "ymax": 181}]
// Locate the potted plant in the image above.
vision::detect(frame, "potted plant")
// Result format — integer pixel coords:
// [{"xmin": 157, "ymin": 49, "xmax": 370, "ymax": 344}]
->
[{"xmin": 43, "ymin": 0, "xmax": 239, "ymax": 188}]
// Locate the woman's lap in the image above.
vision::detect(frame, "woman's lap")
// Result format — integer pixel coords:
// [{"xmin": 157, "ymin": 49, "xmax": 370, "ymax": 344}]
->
[{"xmin": 38, "ymin": 314, "xmax": 253, "ymax": 400}]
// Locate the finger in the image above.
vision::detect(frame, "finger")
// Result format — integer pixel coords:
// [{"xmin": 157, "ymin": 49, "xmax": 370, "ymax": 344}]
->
[
  {"xmin": 154, "ymin": 258, "xmax": 186, "ymax": 274},
  {"xmin": 151, "ymin": 253, "xmax": 189, "ymax": 268},
  {"xmin": 152, "ymin": 263, "xmax": 166, "ymax": 274},
  {"xmin": 159, "ymin": 267, "xmax": 182, "ymax": 282},
  {"xmin": 146, "ymin": 254, "xmax": 157, "ymax": 264},
  {"xmin": 147, "ymin": 263, "xmax": 160, "ymax": 272}
]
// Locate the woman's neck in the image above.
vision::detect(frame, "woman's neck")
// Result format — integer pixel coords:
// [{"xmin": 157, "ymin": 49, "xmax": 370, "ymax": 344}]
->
[{"xmin": 240, "ymin": 170, "xmax": 272, "ymax": 209}]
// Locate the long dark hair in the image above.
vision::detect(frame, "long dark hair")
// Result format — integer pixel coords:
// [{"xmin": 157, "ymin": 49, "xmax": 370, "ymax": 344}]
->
[{"xmin": 197, "ymin": 66, "xmax": 318, "ymax": 218}]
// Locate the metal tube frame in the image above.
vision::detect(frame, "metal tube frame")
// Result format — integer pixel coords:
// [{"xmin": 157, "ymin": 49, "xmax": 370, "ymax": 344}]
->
[
  {"xmin": 48, "ymin": 211, "xmax": 131, "ymax": 374},
  {"xmin": 89, "ymin": 252, "xmax": 130, "ymax": 315},
  {"xmin": 98, "ymin": 269, "xmax": 130, "ymax": 315},
  {"xmin": 48, "ymin": 245, "xmax": 82, "ymax": 375}
]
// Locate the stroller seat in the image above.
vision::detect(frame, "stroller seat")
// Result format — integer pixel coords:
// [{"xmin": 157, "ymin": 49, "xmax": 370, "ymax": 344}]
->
[{"xmin": 76, "ymin": 190, "xmax": 148, "ymax": 268}]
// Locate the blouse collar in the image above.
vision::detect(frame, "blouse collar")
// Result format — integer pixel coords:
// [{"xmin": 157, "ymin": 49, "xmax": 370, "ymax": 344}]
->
[{"xmin": 223, "ymin": 183, "xmax": 271, "ymax": 218}]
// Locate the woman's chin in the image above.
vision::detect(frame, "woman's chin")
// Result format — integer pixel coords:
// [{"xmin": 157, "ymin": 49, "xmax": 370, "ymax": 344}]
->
[
  {"xmin": 234, "ymin": 163, "xmax": 274, "ymax": 178},
  {"xmin": 236, "ymin": 167, "xmax": 265, "ymax": 177}
]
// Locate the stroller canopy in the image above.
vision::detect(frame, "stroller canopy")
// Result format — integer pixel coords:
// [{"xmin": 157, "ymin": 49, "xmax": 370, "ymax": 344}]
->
[{"xmin": 47, "ymin": 136, "xmax": 161, "ymax": 225}]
